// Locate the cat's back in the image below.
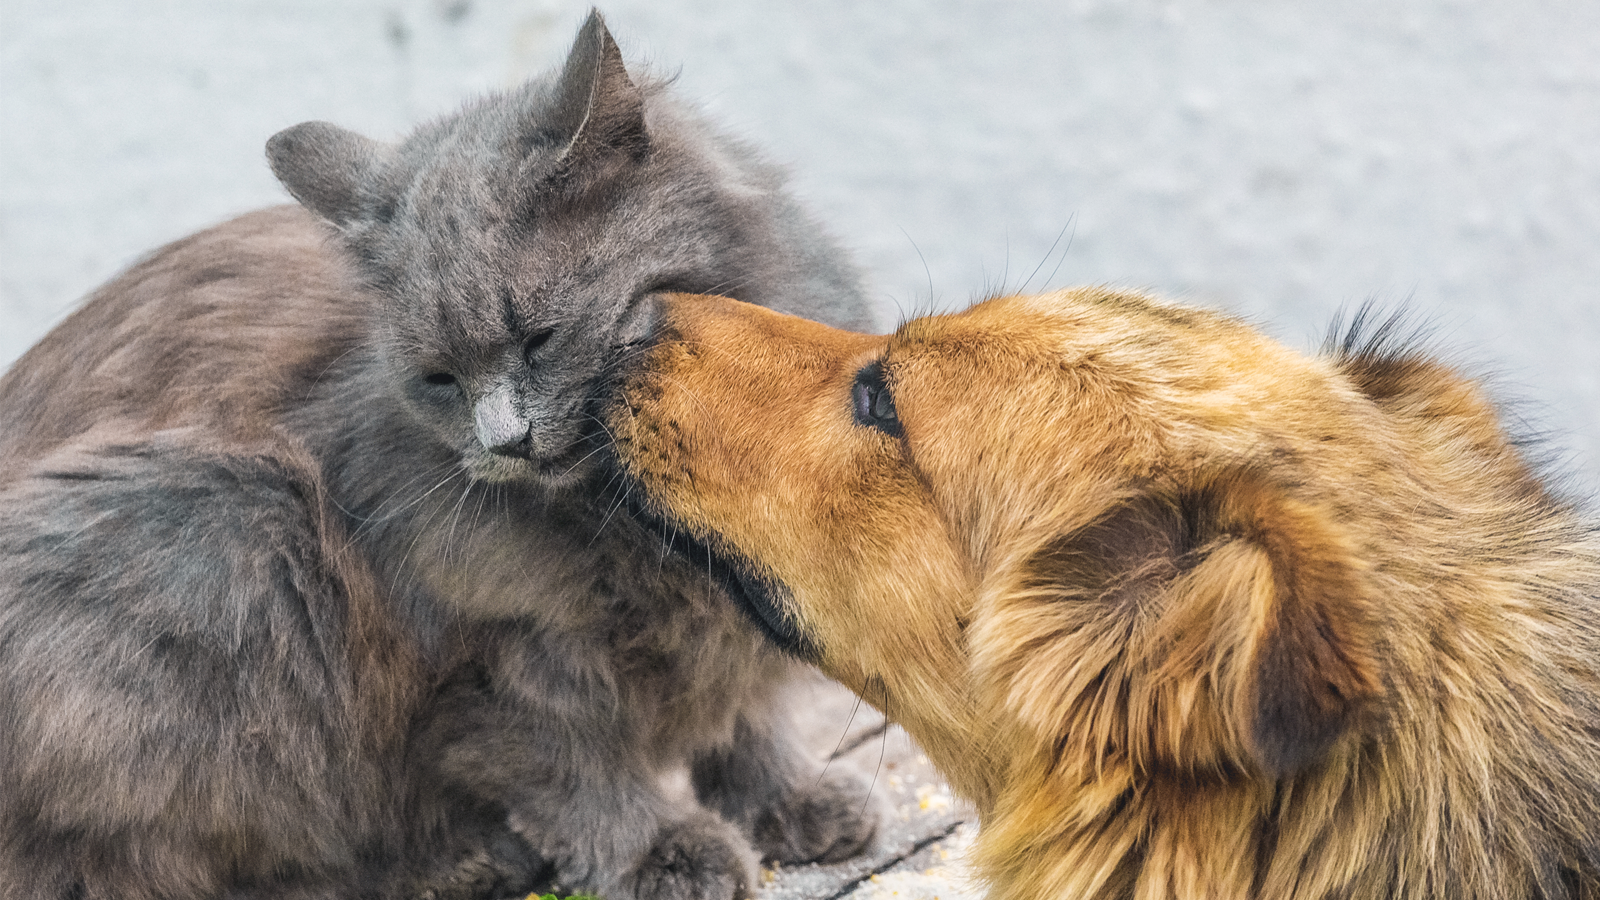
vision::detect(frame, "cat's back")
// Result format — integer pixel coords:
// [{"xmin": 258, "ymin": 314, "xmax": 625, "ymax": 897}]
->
[{"xmin": 0, "ymin": 205, "xmax": 371, "ymax": 468}]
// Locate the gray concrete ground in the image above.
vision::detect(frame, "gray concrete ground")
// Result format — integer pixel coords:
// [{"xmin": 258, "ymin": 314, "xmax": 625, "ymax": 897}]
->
[{"xmin": 755, "ymin": 676, "xmax": 980, "ymax": 900}]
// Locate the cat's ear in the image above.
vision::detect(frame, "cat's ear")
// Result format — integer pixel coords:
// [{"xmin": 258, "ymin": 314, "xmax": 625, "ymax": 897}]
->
[
  {"xmin": 266, "ymin": 121, "xmax": 388, "ymax": 228},
  {"xmin": 544, "ymin": 9, "xmax": 649, "ymax": 168}
]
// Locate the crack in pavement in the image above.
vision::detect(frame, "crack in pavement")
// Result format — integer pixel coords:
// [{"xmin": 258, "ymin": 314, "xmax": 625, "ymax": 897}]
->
[{"xmin": 820, "ymin": 818, "xmax": 969, "ymax": 900}]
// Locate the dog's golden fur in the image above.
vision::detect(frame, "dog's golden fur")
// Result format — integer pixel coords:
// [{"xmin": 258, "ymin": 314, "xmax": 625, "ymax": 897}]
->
[{"xmin": 608, "ymin": 289, "xmax": 1600, "ymax": 899}]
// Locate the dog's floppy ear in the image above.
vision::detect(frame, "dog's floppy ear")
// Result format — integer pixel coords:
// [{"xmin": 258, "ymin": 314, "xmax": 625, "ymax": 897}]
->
[
  {"xmin": 1160, "ymin": 469, "xmax": 1384, "ymax": 776},
  {"xmin": 997, "ymin": 467, "xmax": 1384, "ymax": 779}
]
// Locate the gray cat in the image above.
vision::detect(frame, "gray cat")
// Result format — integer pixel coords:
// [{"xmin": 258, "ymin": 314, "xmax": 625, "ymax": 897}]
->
[{"xmin": 0, "ymin": 11, "xmax": 877, "ymax": 900}]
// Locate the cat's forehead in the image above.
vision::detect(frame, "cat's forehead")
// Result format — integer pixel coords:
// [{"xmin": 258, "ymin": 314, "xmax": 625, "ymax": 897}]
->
[
  {"xmin": 388, "ymin": 226, "xmax": 634, "ymax": 351},
  {"xmin": 376, "ymin": 108, "xmax": 770, "ymax": 358}
]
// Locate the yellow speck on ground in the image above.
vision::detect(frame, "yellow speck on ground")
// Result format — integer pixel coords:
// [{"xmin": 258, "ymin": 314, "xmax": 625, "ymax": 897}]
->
[
  {"xmin": 850, "ymin": 865, "xmax": 982, "ymax": 900},
  {"xmin": 915, "ymin": 783, "xmax": 951, "ymax": 812},
  {"xmin": 844, "ymin": 822, "xmax": 983, "ymax": 900}
]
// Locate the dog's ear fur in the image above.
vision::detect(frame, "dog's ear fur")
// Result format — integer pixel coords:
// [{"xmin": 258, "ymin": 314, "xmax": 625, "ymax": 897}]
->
[
  {"xmin": 998, "ymin": 468, "xmax": 1384, "ymax": 780},
  {"xmin": 1169, "ymin": 469, "xmax": 1384, "ymax": 775}
]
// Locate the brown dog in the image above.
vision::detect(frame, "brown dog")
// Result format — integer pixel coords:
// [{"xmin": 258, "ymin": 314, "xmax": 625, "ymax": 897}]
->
[{"xmin": 607, "ymin": 289, "xmax": 1600, "ymax": 899}]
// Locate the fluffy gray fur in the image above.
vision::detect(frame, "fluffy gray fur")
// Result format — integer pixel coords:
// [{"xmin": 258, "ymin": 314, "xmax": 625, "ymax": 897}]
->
[{"xmin": 0, "ymin": 11, "xmax": 877, "ymax": 899}]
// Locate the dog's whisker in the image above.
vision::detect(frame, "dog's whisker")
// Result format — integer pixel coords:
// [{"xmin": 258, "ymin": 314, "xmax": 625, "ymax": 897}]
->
[
  {"xmin": 1039, "ymin": 213, "xmax": 1077, "ymax": 292},
  {"xmin": 1017, "ymin": 215, "xmax": 1075, "ymax": 296},
  {"xmin": 860, "ymin": 676, "xmax": 890, "ymax": 822},
  {"xmin": 822, "ymin": 693, "xmax": 865, "ymax": 773},
  {"xmin": 900, "ymin": 226, "xmax": 937, "ymax": 310}
]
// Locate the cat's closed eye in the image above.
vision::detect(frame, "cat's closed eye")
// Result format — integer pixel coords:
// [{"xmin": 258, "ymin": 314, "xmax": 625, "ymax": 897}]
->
[
  {"xmin": 609, "ymin": 286, "xmax": 681, "ymax": 351},
  {"xmin": 423, "ymin": 372, "xmax": 458, "ymax": 387},
  {"xmin": 523, "ymin": 328, "xmax": 556, "ymax": 368}
]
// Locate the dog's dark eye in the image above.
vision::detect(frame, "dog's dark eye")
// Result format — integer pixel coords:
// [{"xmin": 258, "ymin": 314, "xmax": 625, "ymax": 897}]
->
[
  {"xmin": 424, "ymin": 372, "xmax": 458, "ymax": 387},
  {"xmin": 852, "ymin": 361, "xmax": 903, "ymax": 438}
]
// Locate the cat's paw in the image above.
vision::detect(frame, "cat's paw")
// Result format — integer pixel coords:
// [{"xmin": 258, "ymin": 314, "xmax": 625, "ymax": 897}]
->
[
  {"xmin": 621, "ymin": 813, "xmax": 756, "ymax": 900},
  {"xmin": 749, "ymin": 770, "xmax": 881, "ymax": 865},
  {"xmin": 409, "ymin": 814, "xmax": 552, "ymax": 900}
]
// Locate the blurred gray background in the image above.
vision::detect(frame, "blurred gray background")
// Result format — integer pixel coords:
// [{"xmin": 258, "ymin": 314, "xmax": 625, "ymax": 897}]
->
[{"xmin": 4, "ymin": 0, "xmax": 1598, "ymax": 484}]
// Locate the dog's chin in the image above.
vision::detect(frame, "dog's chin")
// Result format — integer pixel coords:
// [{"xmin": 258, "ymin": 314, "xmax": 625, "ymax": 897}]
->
[{"xmin": 622, "ymin": 497, "xmax": 816, "ymax": 659}]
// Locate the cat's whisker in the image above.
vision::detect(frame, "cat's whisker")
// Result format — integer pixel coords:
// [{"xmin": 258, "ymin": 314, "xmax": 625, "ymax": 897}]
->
[
  {"xmin": 578, "ymin": 421, "xmax": 627, "ymax": 495},
  {"xmin": 588, "ymin": 471, "xmax": 635, "ymax": 547},
  {"xmin": 52, "ymin": 512, "xmax": 119, "ymax": 555},
  {"xmin": 442, "ymin": 478, "xmax": 476, "ymax": 564},
  {"xmin": 352, "ymin": 479, "xmax": 456, "ymax": 543},
  {"xmin": 346, "ymin": 459, "xmax": 461, "ymax": 539},
  {"xmin": 389, "ymin": 469, "xmax": 467, "ymax": 596},
  {"xmin": 557, "ymin": 408, "xmax": 626, "ymax": 484},
  {"xmin": 560, "ymin": 441, "xmax": 614, "ymax": 481},
  {"xmin": 660, "ymin": 519, "xmax": 681, "ymax": 571},
  {"xmin": 468, "ymin": 479, "xmax": 492, "ymax": 548}
]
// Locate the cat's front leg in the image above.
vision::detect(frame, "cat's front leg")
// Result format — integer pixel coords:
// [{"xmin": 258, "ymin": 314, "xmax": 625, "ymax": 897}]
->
[
  {"xmin": 586, "ymin": 808, "xmax": 755, "ymax": 900},
  {"xmin": 421, "ymin": 638, "xmax": 758, "ymax": 900},
  {"xmin": 690, "ymin": 703, "xmax": 882, "ymax": 866},
  {"xmin": 396, "ymin": 782, "xmax": 554, "ymax": 900},
  {"xmin": 491, "ymin": 733, "xmax": 757, "ymax": 900}
]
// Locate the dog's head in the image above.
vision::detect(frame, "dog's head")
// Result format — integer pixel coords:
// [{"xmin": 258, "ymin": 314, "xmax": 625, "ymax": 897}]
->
[{"xmin": 608, "ymin": 289, "xmax": 1389, "ymax": 809}]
